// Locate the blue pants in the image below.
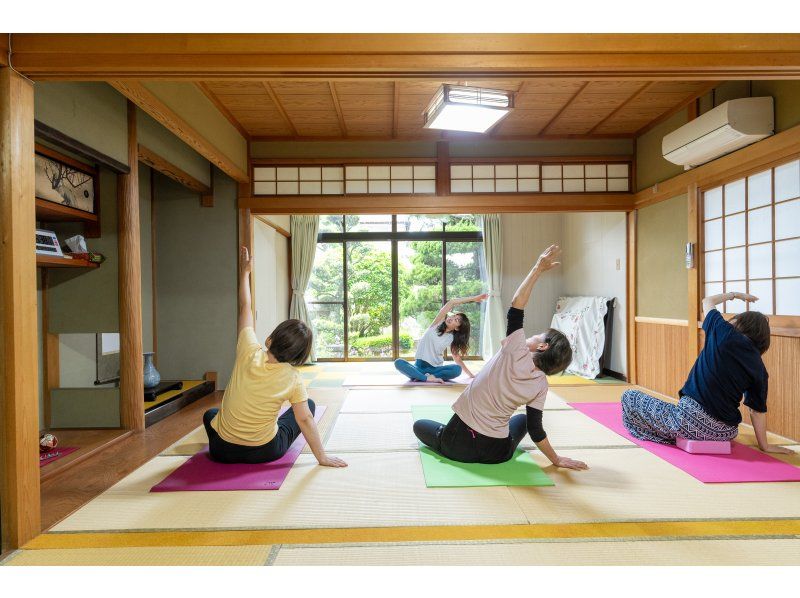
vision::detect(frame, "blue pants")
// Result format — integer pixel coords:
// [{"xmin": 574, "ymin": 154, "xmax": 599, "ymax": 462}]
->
[{"xmin": 394, "ymin": 358, "xmax": 462, "ymax": 382}]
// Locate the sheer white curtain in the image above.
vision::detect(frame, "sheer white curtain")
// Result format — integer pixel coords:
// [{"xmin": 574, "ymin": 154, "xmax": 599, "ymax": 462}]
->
[
  {"xmin": 289, "ymin": 215, "xmax": 320, "ymax": 362},
  {"xmin": 478, "ymin": 214, "xmax": 504, "ymax": 358}
]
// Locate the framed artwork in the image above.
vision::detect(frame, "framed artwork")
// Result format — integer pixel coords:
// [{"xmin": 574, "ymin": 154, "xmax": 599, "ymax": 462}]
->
[{"xmin": 35, "ymin": 146, "xmax": 97, "ymax": 214}]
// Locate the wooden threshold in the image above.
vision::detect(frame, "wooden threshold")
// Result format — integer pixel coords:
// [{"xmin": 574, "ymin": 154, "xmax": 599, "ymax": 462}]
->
[
  {"xmin": 40, "ymin": 391, "xmax": 222, "ymax": 532},
  {"xmin": 39, "ymin": 429, "xmax": 132, "ymax": 483}
]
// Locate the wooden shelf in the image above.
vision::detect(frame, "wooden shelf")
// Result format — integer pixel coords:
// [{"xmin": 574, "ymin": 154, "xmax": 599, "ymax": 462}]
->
[
  {"xmin": 36, "ymin": 254, "xmax": 99, "ymax": 269},
  {"xmin": 35, "ymin": 198, "xmax": 98, "ymax": 224}
]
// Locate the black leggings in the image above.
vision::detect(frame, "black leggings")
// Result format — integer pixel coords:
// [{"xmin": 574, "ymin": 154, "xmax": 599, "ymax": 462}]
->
[
  {"xmin": 413, "ymin": 413, "xmax": 528, "ymax": 464},
  {"xmin": 202, "ymin": 399, "xmax": 316, "ymax": 464}
]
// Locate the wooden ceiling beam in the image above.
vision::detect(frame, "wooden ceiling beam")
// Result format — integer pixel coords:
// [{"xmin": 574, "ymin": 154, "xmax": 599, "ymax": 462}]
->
[
  {"xmin": 587, "ymin": 81, "xmax": 654, "ymax": 134},
  {"xmin": 110, "ymin": 81, "xmax": 248, "ymax": 182},
  {"xmin": 328, "ymin": 82, "xmax": 348, "ymax": 137},
  {"xmin": 262, "ymin": 82, "xmax": 298, "ymax": 137},
  {"xmin": 392, "ymin": 82, "xmax": 400, "ymax": 139},
  {"xmin": 239, "ymin": 192, "xmax": 635, "ymax": 214},
  {"xmin": 634, "ymin": 81, "xmax": 720, "ymax": 138},
  {"xmin": 10, "ymin": 34, "xmax": 800, "ymax": 80},
  {"xmin": 539, "ymin": 81, "xmax": 591, "ymax": 135},
  {"xmin": 195, "ymin": 82, "xmax": 251, "ymax": 139},
  {"xmin": 138, "ymin": 144, "xmax": 211, "ymax": 195},
  {"xmin": 248, "ymin": 132, "xmax": 634, "ymax": 143}
]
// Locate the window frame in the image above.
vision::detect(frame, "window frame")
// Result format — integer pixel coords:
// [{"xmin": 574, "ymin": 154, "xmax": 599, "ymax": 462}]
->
[
  {"xmin": 309, "ymin": 215, "xmax": 484, "ymax": 361},
  {"xmin": 699, "ymin": 152, "xmax": 800, "ymax": 335}
]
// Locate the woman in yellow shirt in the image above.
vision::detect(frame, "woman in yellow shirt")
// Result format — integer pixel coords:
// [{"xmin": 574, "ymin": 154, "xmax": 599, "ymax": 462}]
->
[{"xmin": 202, "ymin": 247, "xmax": 347, "ymax": 467}]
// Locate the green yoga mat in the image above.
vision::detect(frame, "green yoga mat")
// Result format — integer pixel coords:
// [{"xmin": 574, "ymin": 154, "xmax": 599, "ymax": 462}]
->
[{"xmin": 411, "ymin": 405, "xmax": 555, "ymax": 488}]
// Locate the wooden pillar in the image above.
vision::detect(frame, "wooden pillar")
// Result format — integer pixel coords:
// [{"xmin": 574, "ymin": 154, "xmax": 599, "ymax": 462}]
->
[
  {"xmin": 626, "ymin": 209, "xmax": 637, "ymax": 384},
  {"xmin": 0, "ymin": 67, "xmax": 41, "ymax": 552},
  {"xmin": 436, "ymin": 140, "xmax": 450, "ymax": 196},
  {"xmin": 118, "ymin": 100, "xmax": 145, "ymax": 432},
  {"xmin": 687, "ymin": 183, "xmax": 701, "ymax": 370}
]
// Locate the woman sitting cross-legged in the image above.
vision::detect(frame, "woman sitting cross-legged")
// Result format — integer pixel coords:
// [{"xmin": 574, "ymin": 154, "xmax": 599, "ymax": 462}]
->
[
  {"xmin": 394, "ymin": 293, "xmax": 488, "ymax": 384},
  {"xmin": 202, "ymin": 247, "xmax": 347, "ymax": 468},
  {"xmin": 621, "ymin": 291, "xmax": 792, "ymax": 454},
  {"xmin": 413, "ymin": 245, "xmax": 589, "ymax": 470}
]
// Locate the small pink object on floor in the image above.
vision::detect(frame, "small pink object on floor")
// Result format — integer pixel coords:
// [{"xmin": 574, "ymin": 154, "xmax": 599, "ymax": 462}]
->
[{"xmin": 676, "ymin": 436, "xmax": 732, "ymax": 455}]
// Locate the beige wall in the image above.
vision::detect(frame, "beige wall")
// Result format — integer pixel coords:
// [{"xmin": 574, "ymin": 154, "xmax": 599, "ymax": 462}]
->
[
  {"xmin": 138, "ymin": 109, "xmax": 211, "ymax": 187},
  {"xmin": 500, "ymin": 213, "xmax": 565, "ymax": 336},
  {"xmin": 253, "ymin": 218, "xmax": 290, "ymax": 344},
  {"xmin": 635, "ymin": 108, "xmax": 688, "ymax": 192},
  {"xmin": 142, "ymin": 81, "xmax": 248, "ymax": 175},
  {"xmin": 561, "ymin": 212, "xmax": 628, "ymax": 375},
  {"xmin": 154, "ymin": 169, "xmax": 238, "ymax": 387},
  {"xmin": 34, "ymin": 82, "xmax": 128, "ymax": 166},
  {"xmin": 636, "ymin": 194, "xmax": 688, "ymax": 319}
]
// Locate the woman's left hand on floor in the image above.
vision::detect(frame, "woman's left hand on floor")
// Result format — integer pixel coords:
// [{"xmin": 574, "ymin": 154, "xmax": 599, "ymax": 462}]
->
[
  {"xmin": 554, "ymin": 456, "xmax": 589, "ymax": 470},
  {"xmin": 318, "ymin": 455, "xmax": 349, "ymax": 467},
  {"xmin": 761, "ymin": 444, "xmax": 794, "ymax": 455}
]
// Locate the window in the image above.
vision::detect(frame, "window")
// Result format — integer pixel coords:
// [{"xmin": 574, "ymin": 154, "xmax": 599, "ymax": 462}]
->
[
  {"xmin": 701, "ymin": 157, "xmax": 800, "ymax": 320},
  {"xmin": 307, "ymin": 215, "xmax": 484, "ymax": 360}
]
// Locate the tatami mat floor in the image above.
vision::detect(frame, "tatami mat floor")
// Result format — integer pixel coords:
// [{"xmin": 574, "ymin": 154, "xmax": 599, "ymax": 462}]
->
[{"xmin": 7, "ymin": 364, "xmax": 800, "ymax": 566}]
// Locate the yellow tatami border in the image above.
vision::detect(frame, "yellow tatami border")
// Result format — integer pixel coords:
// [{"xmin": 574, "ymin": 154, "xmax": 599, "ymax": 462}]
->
[{"xmin": 25, "ymin": 519, "xmax": 800, "ymax": 551}]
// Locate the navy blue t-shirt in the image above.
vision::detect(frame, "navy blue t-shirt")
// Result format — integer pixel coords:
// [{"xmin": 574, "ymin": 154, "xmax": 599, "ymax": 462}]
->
[{"xmin": 679, "ymin": 309, "xmax": 768, "ymax": 426}]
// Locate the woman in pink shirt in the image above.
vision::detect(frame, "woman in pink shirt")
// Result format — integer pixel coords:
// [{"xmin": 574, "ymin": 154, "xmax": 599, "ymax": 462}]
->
[{"xmin": 413, "ymin": 245, "xmax": 589, "ymax": 470}]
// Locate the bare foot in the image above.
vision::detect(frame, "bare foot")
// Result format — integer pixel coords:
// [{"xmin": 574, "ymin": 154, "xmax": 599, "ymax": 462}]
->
[{"xmin": 425, "ymin": 374, "xmax": 445, "ymax": 384}]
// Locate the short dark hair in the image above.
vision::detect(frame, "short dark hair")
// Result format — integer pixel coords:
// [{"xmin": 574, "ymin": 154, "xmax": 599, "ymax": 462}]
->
[
  {"xmin": 267, "ymin": 319, "xmax": 313, "ymax": 366},
  {"xmin": 532, "ymin": 328, "xmax": 573, "ymax": 375},
  {"xmin": 731, "ymin": 311, "xmax": 771, "ymax": 354}
]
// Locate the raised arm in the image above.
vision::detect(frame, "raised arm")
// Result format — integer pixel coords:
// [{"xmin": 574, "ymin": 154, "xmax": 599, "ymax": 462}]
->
[
  {"xmin": 430, "ymin": 292, "xmax": 489, "ymax": 328},
  {"xmin": 511, "ymin": 245, "xmax": 561, "ymax": 310},
  {"xmin": 701, "ymin": 291, "xmax": 758, "ymax": 318},
  {"xmin": 238, "ymin": 246, "xmax": 254, "ymax": 332}
]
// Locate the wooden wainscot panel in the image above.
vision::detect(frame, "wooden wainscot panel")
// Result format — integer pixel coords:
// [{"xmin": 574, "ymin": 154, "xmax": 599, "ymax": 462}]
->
[
  {"xmin": 635, "ymin": 318, "xmax": 688, "ymax": 398},
  {"xmin": 740, "ymin": 334, "xmax": 800, "ymax": 442}
]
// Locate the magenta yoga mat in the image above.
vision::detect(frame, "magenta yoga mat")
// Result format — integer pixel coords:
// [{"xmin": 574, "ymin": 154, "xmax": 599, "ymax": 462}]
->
[
  {"xmin": 150, "ymin": 406, "xmax": 326, "ymax": 492},
  {"xmin": 39, "ymin": 447, "xmax": 79, "ymax": 467},
  {"xmin": 570, "ymin": 402, "xmax": 800, "ymax": 484}
]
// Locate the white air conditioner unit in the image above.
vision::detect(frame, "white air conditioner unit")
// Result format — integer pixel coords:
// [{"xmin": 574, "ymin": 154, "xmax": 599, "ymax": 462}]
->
[{"xmin": 662, "ymin": 97, "xmax": 774, "ymax": 168}]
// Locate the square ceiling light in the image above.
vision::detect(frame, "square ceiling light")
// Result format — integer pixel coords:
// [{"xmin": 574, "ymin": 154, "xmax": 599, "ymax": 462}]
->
[{"xmin": 423, "ymin": 84, "xmax": 514, "ymax": 133}]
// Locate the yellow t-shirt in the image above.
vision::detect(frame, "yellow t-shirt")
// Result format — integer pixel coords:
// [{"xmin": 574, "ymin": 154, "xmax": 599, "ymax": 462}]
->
[{"xmin": 211, "ymin": 327, "xmax": 308, "ymax": 446}]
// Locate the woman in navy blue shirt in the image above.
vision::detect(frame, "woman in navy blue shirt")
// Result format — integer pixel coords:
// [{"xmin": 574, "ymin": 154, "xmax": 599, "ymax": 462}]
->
[{"xmin": 621, "ymin": 291, "xmax": 792, "ymax": 454}]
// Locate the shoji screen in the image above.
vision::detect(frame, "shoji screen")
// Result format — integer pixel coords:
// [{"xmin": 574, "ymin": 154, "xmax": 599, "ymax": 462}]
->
[{"xmin": 701, "ymin": 157, "xmax": 800, "ymax": 318}]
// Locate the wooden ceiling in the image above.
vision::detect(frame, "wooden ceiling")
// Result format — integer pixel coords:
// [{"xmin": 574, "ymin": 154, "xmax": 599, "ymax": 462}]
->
[{"xmin": 198, "ymin": 78, "xmax": 715, "ymax": 141}]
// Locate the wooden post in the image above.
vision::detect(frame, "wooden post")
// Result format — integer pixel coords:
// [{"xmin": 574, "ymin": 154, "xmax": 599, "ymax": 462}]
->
[
  {"xmin": 687, "ymin": 183, "xmax": 701, "ymax": 370},
  {"xmin": 626, "ymin": 209, "xmax": 637, "ymax": 385},
  {"xmin": 436, "ymin": 140, "xmax": 450, "ymax": 196},
  {"xmin": 0, "ymin": 67, "xmax": 41, "ymax": 552},
  {"xmin": 118, "ymin": 100, "xmax": 145, "ymax": 432}
]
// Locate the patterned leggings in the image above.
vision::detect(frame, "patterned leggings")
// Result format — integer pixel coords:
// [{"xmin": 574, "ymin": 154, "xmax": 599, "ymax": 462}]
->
[{"xmin": 620, "ymin": 389, "xmax": 738, "ymax": 445}]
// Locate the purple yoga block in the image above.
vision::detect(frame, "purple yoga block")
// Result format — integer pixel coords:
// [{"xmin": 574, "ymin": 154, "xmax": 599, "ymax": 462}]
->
[{"xmin": 676, "ymin": 436, "xmax": 732, "ymax": 454}]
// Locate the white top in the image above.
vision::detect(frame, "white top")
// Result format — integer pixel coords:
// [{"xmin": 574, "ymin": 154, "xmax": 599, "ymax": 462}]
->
[
  {"xmin": 453, "ymin": 329, "xmax": 548, "ymax": 438},
  {"xmin": 415, "ymin": 326, "xmax": 453, "ymax": 367}
]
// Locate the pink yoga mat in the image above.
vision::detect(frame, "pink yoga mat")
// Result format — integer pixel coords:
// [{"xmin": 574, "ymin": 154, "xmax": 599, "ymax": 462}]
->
[
  {"xmin": 39, "ymin": 447, "xmax": 79, "ymax": 467},
  {"xmin": 569, "ymin": 402, "xmax": 800, "ymax": 484},
  {"xmin": 150, "ymin": 406, "xmax": 326, "ymax": 492}
]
